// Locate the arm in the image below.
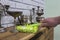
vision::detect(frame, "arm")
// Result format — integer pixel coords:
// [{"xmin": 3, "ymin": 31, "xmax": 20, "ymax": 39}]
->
[
  {"xmin": 55, "ymin": 16, "xmax": 60, "ymax": 24},
  {"xmin": 40, "ymin": 16, "xmax": 60, "ymax": 27}
]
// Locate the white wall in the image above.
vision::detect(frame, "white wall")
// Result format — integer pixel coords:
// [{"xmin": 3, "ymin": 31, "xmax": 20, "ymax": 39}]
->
[{"xmin": 45, "ymin": 0, "xmax": 60, "ymax": 40}]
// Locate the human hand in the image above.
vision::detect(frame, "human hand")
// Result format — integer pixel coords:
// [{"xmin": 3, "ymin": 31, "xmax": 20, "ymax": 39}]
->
[{"xmin": 40, "ymin": 17, "xmax": 58, "ymax": 28}]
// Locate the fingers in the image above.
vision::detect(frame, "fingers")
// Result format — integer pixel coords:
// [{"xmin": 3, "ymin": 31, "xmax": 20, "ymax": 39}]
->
[
  {"xmin": 40, "ymin": 20, "xmax": 47, "ymax": 24},
  {"xmin": 40, "ymin": 23, "xmax": 48, "ymax": 27},
  {"xmin": 39, "ymin": 23, "xmax": 48, "ymax": 29},
  {"xmin": 40, "ymin": 18, "xmax": 48, "ymax": 27},
  {"xmin": 40, "ymin": 18, "xmax": 52, "ymax": 28}
]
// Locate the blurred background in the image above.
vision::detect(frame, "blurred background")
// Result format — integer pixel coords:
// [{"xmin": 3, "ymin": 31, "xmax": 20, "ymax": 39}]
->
[{"xmin": 0, "ymin": 0, "xmax": 60, "ymax": 40}]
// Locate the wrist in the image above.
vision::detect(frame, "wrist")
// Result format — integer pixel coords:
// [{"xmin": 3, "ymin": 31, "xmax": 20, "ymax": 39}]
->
[{"xmin": 55, "ymin": 16, "xmax": 60, "ymax": 24}]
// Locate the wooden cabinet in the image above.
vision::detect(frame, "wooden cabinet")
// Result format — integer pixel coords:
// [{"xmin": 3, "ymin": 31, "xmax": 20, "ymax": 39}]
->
[
  {"xmin": 36, "ymin": 28, "xmax": 54, "ymax": 40},
  {"xmin": 0, "ymin": 27, "xmax": 54, "ymax": 40}
]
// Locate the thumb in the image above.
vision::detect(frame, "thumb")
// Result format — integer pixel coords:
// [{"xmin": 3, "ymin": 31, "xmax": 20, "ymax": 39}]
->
[{"xmin": 40, "ymin": 19, "xmax": 47, "ymax": 23}]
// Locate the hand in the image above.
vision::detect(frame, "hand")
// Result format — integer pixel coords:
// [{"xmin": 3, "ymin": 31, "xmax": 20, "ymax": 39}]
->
[{"xmin": 40, "ymin": 17, "xmax": 58, "ymax": 28}]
